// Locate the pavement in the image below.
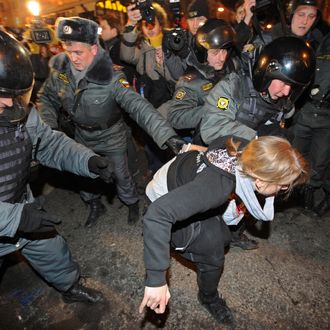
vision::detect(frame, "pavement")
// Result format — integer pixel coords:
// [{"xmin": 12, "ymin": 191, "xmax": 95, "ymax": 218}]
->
[{"xmin": 1, "ymin": 159, "xmax": 330, "ymax": 330}]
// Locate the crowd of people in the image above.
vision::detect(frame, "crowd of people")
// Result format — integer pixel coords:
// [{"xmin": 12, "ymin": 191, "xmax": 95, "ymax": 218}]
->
[{"xmin": 0, "ymin": 0, "xmax": 329, "ymax": 326}]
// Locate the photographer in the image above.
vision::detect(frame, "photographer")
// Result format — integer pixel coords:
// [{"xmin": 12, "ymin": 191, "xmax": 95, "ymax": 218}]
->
[
  {"xmin": 163, "ymin": 0, "xmax": 210, "ymax": 81},
  {"xmin": 120, "ymin": 2, "xmax": 176, "ymax": 107}
]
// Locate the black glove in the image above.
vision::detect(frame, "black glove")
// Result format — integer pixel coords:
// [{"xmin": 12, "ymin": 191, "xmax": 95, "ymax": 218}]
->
[
  {"xmin": 17, "ymin": 203, "xmax": 61, "ymax": 234},
  {"xmin": 88, "ymin": 156, "xmax": 112, "ymax": 183},
  {"xmin": 165, "ymin": 136, "xmax": 186, "ymax": 155}
]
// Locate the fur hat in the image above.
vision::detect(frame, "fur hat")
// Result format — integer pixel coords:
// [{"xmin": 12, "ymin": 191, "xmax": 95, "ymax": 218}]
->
[
  {"xmin": 55, "ymin": 17, "xmax": 99, "ymax": 45},
  {"xmin": 186, "ymin": 0, "xmax": 210, "ymax": 19}
]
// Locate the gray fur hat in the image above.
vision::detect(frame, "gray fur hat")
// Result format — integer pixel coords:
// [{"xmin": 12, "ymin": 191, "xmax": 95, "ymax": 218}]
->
[{"xmin": 55, "ymin": 17, "xmax": 99, "ymax": 45}]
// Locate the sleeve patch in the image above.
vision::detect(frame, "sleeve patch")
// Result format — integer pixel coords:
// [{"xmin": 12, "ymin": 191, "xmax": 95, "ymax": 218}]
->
[
  {"xmin": 175, "ymin": 89, "xmax": 186, "ymax": 100},
  {"xmin": 202, "ymin": 82, "xmax": 213, "ymax": 91},
  {"xmin": 58, "ymin": 73, "xmax": 70, "ymax": 85},
  {"xmin": 118, "ymin": 78, "xmax": 130, "ymax": 88},
  {"xmin": 217, "ymin": 97, "xmax": 229, "ymax": 110}
]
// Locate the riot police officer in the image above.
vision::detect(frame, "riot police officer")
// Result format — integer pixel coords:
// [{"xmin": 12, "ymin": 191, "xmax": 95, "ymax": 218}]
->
[
  {"xmin": 292, "ymin": 33, "xmax": 330, "ymax": 213},
  {"xmin": 158, "ymin": 19, "xmax": 241, "ymax": 132},
  {"xmin": 200, "ymin": 36, "xmax": 316, "ymax": 144},
  {"xmin": 0, "ymin": 30, "xmax": 110, "ymax": 303}
]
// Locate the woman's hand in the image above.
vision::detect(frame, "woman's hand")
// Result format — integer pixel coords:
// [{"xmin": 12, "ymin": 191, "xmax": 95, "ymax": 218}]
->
[
  {"xmin": 126, "ymin": 3, "xmax": 142, "ymax": 26},
  {"xmin": 139, "ymin": 284, "xmax": 171, "ymax": 314}
]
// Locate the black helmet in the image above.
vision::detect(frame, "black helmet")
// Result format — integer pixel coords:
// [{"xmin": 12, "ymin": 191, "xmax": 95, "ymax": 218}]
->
[
  {"xmin": 196, "ymin": 19, "xmax": 236, "ymax": 50},
  {"xmin": 0, "ymin": 31, "xmax": 34, "ymax": 124},
  {"xmin": 289, "ymin": 0, "xmax": 320, "ymax": 26},
  {"xmin": 253, "ymin": 36, "xmax": 316, "ymax": 101},
  {"xmin": 292, "ymin": 0, "xmax": 318, "ymax": 12}
]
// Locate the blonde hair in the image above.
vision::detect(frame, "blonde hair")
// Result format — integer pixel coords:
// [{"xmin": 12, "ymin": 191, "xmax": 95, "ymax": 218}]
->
[{"xmin": 226, "ymin": 136, "xmax": 309, "ymax": 192}]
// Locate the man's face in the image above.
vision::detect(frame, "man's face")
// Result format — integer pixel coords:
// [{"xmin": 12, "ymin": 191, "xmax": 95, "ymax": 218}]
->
[
  {"xmin": 207, "ymin": 49, "xmax": 228, "ymax": 71},
  {"xmin": 99, "ymin": 19, "xmax": 118, "ymax": 41},
  {"xmin": 63, "ymin": 42, "xmax": 98, "ymax": 71},
  {"xmin": 187, "ymin": 16, "xmax": 207, "ymax": 35},
  {"xmin": 267, "ymin": 79, "xmax": 291, "ymax": 100},
  {"xmin": 0, "ymin": 97, "xmax": 13, "ymax": 114},
  {"xmin": 291, "ymin": 5, "xmax": 317, "ymax": 37}
]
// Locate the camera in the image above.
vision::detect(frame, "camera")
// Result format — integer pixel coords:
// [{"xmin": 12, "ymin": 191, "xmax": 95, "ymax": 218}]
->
[
  {"xmin": 163, "ymin": 27, "xmax": 188, "ymax": 54},
  {"xmin": 119, "ymin": 0, "xmax": 155, "ymax": 24},
  {"xmin": 31, "ymin": 29, "xmax": 52, "ymax": 44},
  {"xmin": 251, "ymin": 0, "xmax": 273, "ymax": 12},
  {"xmin": 29, "ymin": 18, "xmax": 52, "ymax": 44}
]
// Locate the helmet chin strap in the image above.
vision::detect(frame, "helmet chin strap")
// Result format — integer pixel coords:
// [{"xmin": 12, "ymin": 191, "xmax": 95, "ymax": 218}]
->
[
  {"xmin": 0, "ymin": 100, "xmax": 28, "ymax": 127},
  {"xmin": 260, "ymin": 90, "xmax": 276, "ymax": 104}
]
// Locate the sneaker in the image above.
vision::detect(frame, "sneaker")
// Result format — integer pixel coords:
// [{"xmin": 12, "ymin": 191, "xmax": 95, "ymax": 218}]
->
[
  {"xmin": 198, "ymin": 293, "xmax": 234, "ymax": 325},
  {"xmin": 231, "ymin": 233, "xmax": 259, "ymax": 250}
]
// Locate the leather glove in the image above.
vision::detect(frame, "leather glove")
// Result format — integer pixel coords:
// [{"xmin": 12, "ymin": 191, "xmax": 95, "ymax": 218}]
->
[
  {"xmin": 88, "ymin": 156, "xmax": 112, "ymax": 183},
  {"xmin": 17, "ymin": 203, "xmax": 61, "ymax": 234},
  {"xmin": 165, "ymin": 136, "xmax": 186, "ymax": 155}
]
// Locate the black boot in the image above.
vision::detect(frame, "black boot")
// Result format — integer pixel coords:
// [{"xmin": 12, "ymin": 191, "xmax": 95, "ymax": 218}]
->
[
  {"xmin": 314, "ymin": 193, "xmax": 330, "ymax": 216},
  {"xmin": 197, "ymin": 268, "xmax": 234, "ymax": 325},
  {"xmin": 303, "ymin": 185, "xmax": 315, "ymax": 211},
  {"xmin": 127, "ymin": 202, "xmax": 139, "ymax": 225},
  {"xmin": 84, "ymin": 199, "xmax": 106, "ymax": 228},
  {"xmin": 230, "ymin": 233, "xmax": 259, "ymax": 250},
  {"xmin": 62, "ymin": 279, "xmax": 103, "ymax": 304}
]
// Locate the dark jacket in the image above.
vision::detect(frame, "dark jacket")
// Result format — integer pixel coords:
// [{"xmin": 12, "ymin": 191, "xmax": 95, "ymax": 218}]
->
[{"xmin": 143, "ymin": 138, "xmax": 238, "ymax": 286}]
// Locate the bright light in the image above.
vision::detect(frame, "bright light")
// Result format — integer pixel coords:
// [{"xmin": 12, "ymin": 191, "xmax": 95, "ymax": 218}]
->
[
  {"xmin": 27, "ymin": 1, "xmax": 40, "ymax": 16},
  {"xmin": 266, "ymin": 24, "xmax": 272, "ymax": 29},
  {"xmin": 217, "ymin": 7, "xmax": 225, "ymax": 12}
]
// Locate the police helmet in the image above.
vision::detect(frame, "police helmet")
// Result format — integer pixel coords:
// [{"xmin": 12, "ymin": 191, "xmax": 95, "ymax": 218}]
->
[
  {"xmin": 253, "ymin": 36, "xmax": 316, "ymax": 101},
  {"xmin": 290, "ymin": 0, "xmax": 320, "ymax": 25},
  {"xmin": 0, "ymin": 31, "xmax": 34, "ymax": 124},
  {"xmin": 196, "ymin": 19, "xmax": 236, "ymax": 50}
]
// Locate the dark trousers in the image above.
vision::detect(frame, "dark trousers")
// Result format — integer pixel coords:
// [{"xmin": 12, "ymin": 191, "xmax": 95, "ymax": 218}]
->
[
  {"xmin": 80, "ymin": 151, "xmax": 139, "ymax": 206},
  {"xmin": 176, "ymin": 216, "xmax": 231, "ymax": 300},
  {"xmin": 293, "ymin": 113, "xmax": 330, "ymax": 189},
  {"xmin": 1, "ymin": 235, "xmax": 80, "ymax": 292}
]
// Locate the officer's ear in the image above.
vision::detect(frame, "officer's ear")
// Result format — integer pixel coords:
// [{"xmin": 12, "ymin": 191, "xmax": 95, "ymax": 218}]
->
[{"xmin": 91, "ymin": 44, "xmax": 98, "ymax": 56}]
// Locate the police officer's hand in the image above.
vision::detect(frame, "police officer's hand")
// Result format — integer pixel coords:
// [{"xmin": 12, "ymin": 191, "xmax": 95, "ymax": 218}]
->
[
  {"xmin": 88, "ymin": 156, "xmax": 112, "ymax": 183},
  {"xmin": 17, "ymin": 203, "xmax": 61, "ymax": 234},
  {"xmin": 165, "ymin": 136, "xmax": 186, "ymax": 155}
]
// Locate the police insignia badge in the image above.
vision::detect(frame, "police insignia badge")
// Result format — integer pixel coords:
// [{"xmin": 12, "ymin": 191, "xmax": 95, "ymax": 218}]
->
[
  {"xmin": 202, "ymin": 82, "xmax": 213, "ymax": 91},
  {"xmin": 58, "ymin": 73, "xmax": 70, "ymax": 85},
  {"xmin": 175, "ymin": 89, "xmax": 186, "ymax": 100},
  {"xmin": 119, "ymin": 78, "xmax": 130, "ymax": 88},
  {"xmin": 217, "ymin": 97, "xmax": 229, "ymax": 110}
]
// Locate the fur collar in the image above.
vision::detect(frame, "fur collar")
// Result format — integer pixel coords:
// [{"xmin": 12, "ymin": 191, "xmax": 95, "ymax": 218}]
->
[{"xmin": 50, "ymin": 47, "xmax": 113, "ymax": 85}]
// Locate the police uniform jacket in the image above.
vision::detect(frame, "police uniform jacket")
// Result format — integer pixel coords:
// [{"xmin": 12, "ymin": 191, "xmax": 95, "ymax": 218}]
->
[
  {"xmin": 38, "ymin": 47, "xmax": 176, "ymax": 153},
  {"xmin": 200, "ymin": 72, "xmax": 285, "ymax": 144},
  {"xmin": 0, "ymin": 108, "xmax": 96, "ymax": 257},
  {"xmin": 158, "ymin": 69, "xmax": 215, "ymax": 129}
]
